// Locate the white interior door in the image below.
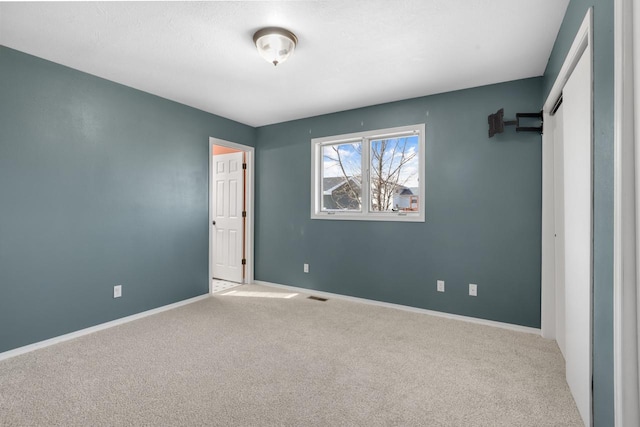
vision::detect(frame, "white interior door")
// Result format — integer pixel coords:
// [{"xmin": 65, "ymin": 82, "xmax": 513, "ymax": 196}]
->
[
  {"xmin": 212, "ymin": 152, "xmax": 244, "ymax": 283},
  {"xmin": 553, "ymin": 104, "xmax": 567, "ymax": 358},
  {"xmin": 562, "ymin": 49, "xmax": 592, "ymax": 426}
]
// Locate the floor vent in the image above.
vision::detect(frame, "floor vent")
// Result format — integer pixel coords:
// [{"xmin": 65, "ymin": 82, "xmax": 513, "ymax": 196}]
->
[{"xmin": 308, "ymin": 296, "xmax": 328, "ymax": 302}]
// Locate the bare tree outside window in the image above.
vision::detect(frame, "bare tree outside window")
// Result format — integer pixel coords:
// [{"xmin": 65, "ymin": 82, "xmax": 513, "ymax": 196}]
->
[
  {"xmin": 369, "ymin": 136, "xmax": 419, "ymax": 212},
  {"xmin": 322, "ymin": 136, "xmax": 419, "ymax": 212},
  {"xmin": 322, "ymin": 142, "xmax": 362, "ymax": 210}
]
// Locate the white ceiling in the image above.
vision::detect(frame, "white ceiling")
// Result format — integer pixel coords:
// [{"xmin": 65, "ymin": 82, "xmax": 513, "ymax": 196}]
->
[{"xmin": 0, "ymin": 1, "xmax": 569, "ymax": 127}]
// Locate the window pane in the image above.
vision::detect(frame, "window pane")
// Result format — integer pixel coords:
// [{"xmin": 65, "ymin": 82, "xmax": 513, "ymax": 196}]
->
[
  {"xmin": 369, "ymin": 135, "xmax": 420, "ymax": 212},
  {"xmin": 321, "ymin": 142, "xmax": 362, "ymax": 211}
]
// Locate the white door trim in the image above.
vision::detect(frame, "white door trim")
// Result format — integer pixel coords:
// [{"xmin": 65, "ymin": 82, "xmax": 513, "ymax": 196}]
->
[
  {"xmin": 208, "ymin": 137, "xmax": 255, "ymax": 292},
  {"xmin": 541, "ymin": 7, "xmax": 593, "ymax": 339},
  {"xmin": 614, "ymin": 0, "xmax": 640, "ymax": 424}
]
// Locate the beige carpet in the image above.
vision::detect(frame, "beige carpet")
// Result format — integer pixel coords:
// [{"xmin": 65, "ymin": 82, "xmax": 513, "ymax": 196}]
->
[{"xmin": 0, "ymin": 284, "xmax": 582, "ymax": 426}]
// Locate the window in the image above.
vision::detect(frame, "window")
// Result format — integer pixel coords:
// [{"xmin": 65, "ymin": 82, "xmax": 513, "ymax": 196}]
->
[{"xmin": 311, "ymin": 124, "xmax": 425, "ymax": 222}]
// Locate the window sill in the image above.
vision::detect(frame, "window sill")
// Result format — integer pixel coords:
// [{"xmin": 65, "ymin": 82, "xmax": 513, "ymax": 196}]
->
[{"xmin": 311, "ymin": 212, "xmax": 425, "ymax": 222}]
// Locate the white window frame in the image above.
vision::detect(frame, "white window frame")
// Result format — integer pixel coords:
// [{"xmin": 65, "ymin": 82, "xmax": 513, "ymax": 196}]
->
[{"xmin": 311, "ymin": 123, "xmax": 425, "ymax": 222}]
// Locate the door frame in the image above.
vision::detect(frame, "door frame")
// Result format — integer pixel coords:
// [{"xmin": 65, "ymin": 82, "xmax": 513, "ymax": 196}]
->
[
  {"xmin": 614, "ymin": 0, "xmax": 640, "ymax": 423},
  {"xmin": 208, "ymin": 137, "xmax": 255, "ymax": 292}
]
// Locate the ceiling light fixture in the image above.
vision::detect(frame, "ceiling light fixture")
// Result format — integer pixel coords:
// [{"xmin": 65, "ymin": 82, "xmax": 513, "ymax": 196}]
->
[{"xmin": 253, "ymin": 27, "xmax": 298, "ymax": 66}]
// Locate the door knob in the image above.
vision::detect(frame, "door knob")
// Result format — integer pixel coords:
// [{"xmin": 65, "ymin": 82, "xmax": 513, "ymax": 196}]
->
[{"xmin": 212, "ymin": 221, "xmax": 216, "ymax": 225}]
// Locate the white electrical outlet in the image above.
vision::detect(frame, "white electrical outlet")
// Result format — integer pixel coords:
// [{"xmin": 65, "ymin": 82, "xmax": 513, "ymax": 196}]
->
[
  {"xmin": 437, "ymin": 280, "xmax": 445, "ymax": 292},
  {"xmin": 113, "ymin": 285, "xmax": 122, "ymax": 298},
  {"xmin": 469, "ymin": 283, "xmax": 477, "ymax": 297},
  {"xmin": 303, "ymin": 263, "xmax": 309, "ymax": 273}
]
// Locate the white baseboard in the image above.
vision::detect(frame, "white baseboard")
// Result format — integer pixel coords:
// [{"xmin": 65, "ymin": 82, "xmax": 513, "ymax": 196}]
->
[
  {"xmin": 0, "ymin": 294, "xmax": 211, "ymax": 362},
  {"xmin": 254, "ymin": 280, "xmax": 542, "ymax": 336},
  {"xmin": 1, "ymin": 281, "xmax": 542, "ymax": 363}
]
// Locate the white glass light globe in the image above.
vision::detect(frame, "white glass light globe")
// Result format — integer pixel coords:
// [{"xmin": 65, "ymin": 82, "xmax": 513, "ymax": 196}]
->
[{"xmin": 253, "ymin": 28, "xmax": 298, "ymax": 66}]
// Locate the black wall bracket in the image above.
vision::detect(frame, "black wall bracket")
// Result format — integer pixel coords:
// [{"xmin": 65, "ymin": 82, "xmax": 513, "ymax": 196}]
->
[{"xmin": 488, "ymin": 108, "xmax": 543, "ymax": 138}]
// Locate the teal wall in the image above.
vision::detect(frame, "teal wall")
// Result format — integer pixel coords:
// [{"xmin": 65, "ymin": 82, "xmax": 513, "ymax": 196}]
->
[
  {"xmin": 255, "ymin": 78, "xmax": 543, "ymax": 328},
  {"xmin": 0, "ymin": 46, "xmax": 255, "ymax": 353},
  {"xmin": 542, "ymin": 0, "xmax": 614, "ymax": 424}
]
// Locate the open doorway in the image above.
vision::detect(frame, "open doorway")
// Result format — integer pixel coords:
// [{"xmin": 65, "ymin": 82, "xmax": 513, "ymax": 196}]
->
[{"xmin": 208, "ymin": 137, "xmax": 254, "ymax": 294}]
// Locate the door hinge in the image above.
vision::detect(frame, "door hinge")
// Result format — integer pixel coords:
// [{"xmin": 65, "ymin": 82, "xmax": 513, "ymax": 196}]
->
[
  {"xmin": 241, "ymin": 259, "xmax": 246, "ymax": 265},
  {"xmin": 242, "ymin": 211, "xmax": 247, "ymax": 218},
  {"xmin": 242, "ymin": 163, "xmax": 247, "ymax": 170}
]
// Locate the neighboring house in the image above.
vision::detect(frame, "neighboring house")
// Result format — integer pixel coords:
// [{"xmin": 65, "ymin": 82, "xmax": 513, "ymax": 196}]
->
[
  {"xmin": 324, "ymin": 176, "xmax": 419, "ymax": 211},
  {"xmin": 323, "ymin": 176, "xmax": 361, "ymax": 210},
  {"xmin": 393, "ymin": 187, "xmax": 419, "ymax": 211}
]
